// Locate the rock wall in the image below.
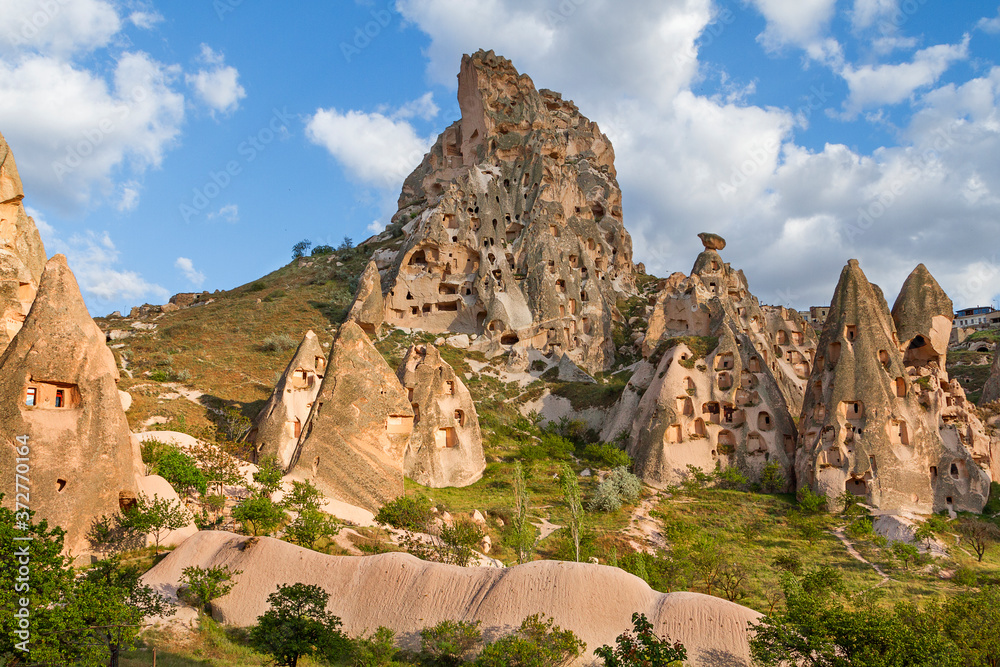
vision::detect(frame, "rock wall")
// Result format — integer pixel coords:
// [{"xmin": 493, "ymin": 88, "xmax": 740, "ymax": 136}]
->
[
  {"xmin": 981, "ymin": 347, "xmax": 1000, "ymax": 406},
  {"xmin": 397, "ymin": 344, "xmax": 485, "ymax": 488},
  {"xmin": 0, "ymin": 132, "xmax": 46, "ymax": 353},
  {"xmin": 377, "ymin": 49, "xmax": 636, "ymax": 372},
  {"xmin": 0, "ymin": 255, "xmax": 139, "ymax": 555},
  {"xmin": 249, "ymin": 330, "xmax": 326, "ymax": 469},
  {"xmin": 795, "ymin": 261, "xmax": 989, "ymax": 514}
]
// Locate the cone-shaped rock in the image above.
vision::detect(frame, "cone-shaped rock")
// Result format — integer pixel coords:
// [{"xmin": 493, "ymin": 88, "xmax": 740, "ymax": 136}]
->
[
  {"xmin": 982, "ymin": 351, "xmax": 1000, "ymax": 406},
  {"xmin": 377, "ymin": 50, "xmax": 635, "ymax": 372},
  {"xmin": 891, "ymin": 263, "xmax": 952, "ymax": 366},
  {"xmin": 249, "ymin": 330, "xmax": 326, "ymax": 469},
  {"xmin": 0, "ymin": 132, "xmax": 46, "ymax": 352},
  {"xmin": 397, "ymin": 344, "xmax": 485, "ymax": 488},
  {"xmin": 607, "ymin": 236, "xmax": 815, "ymax": 488},
  {"xmin": 796, "ymin": 260, "xmax": 989, "ymax": 513},
  {"xmin": 0, "ymin": 255, "xmax": 139, "ymax": 554},
  {"xmin": 287, "ymin": 322, "xmax": 413, "ymax": 511},
  {"xmin": 346, "ymin": 260, "xmax": 384, "ymax": 336}
]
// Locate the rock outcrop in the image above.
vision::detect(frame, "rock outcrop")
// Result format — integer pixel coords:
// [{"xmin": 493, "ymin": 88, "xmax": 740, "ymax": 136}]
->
[
  {"xmin": 144, "ymin": 531, "xmax": 760, "ymax": 667},
  {"xmin": 0, "ymin": 255, "xmax": 140, "ymax": 554},
  {"xmin": 0, "ymin": 132, "xmax": 46, "ymax": 353},
  {"xmin": 980, "ymin": 347, "xmax": 1000, "ymax": 406},
  {"xmin": 249, "ymin": 330, "xmax": 326, "ymax": 469},
  {"xmin": 605, "ymin": 234, "xmax": 815, "ymax": 488},
  {"xmin": 397, "ymin": 344, "xmax": 485, "ymax": 487},
  {"xmin": 346, "ymin": 260, "xmax": 384, "ymax": 335},
  {"xmin": 286, "ymin": 322, "xmax": 413, "ymax": 512},
  {"xmin": 376, "ymin": 50, "xmax": 635, "ymax": 372},
  {"xmin": 796, "ymin": 261, "xmax": 990, "ymax": 514}
]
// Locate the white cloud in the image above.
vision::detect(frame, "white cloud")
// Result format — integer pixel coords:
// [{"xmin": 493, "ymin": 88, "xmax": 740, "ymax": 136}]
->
[
  {"xmin": 54, "ymin": 229, "xmax": 168, "ymax": 302},
  {"xmin": 839, "ymin": 38, "xmax": 970, "ymax": 117},
  {"xmin": 747, "ymin": 0, "xmax": 841, "ymax": 63},
  {"xmin": 0, "ymin": 0, "xmax": 122, "ymax": 58},
  {"xmin": 850, "ymin": 0, "xmax": 898, "ymax": 31},
  {"xmin": 185, "ymin": 45, "xmax": 246, "ymax": 117},
  {"xmin": 977, "ymin": 7, "xmax": 1000, "ymax": 34},
  {"xmin": 305, "ymin": 99, "xmax": 436, "ymax": 190},
  {"xmin": 116, "ymin": 180, "xmax": 141, "ymax": 212},
  {"xmin": 367, "ymin": 219, "xmax": 385, "ymax": 234},
  {"xmin": 392, "ymin": 92, "xmax": 439, "ymax": 121},
  {"xmin": 129, "ymin": 10, "xmax": 164, "ymax": 29},
  {"xmin": 175, "ymin": 257, "xmax": 206, "ymax": 286},
  {"xmin": 207, "ymin": 203, "xmax": 239, "ymax": 223}
]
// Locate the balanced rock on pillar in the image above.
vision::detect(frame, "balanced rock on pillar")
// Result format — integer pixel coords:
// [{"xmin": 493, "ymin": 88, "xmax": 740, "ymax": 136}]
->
[
  {"xmin": 397, "ymin": 344, "xmax": 485, "ymax": 488},
  {"xmin": 286, "ymin": 321, "xmax": 413, "ymax": 512},
  {"xmin": 249, "ymin": 330, "xmax": 326, "ymax": 469},
  {"xmin": 0, "ymin": 131, "xmax": 46, "ymax": 353},
  {"xmin": 0, "ymin": 255, "xmax": 140, "ymax": 555}
]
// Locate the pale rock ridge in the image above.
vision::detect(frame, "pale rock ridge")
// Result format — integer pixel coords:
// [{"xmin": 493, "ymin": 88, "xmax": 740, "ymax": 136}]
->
[
  {"xmin": 0, "ymin": 132, "xmax": 46, "ymax": 353},
  {"xmin": 608, "ymin": 234, "xmax": 815, "ymax": 488},
  {"xmin": 0, "ymin": 255, "xmax": 139, "ymax": 555},
  {"xmin": 982, "ymin": 349, "xmax": 1000, "ymax": 406},
  {"xmin": 249, "ymin": 330, "xmax": 326, "ymax": 469},
  {"xmin": 796, "ymin": 260, "xmax": 989, "ymax": 513},
  {"xmin": 397, "ymin": 344, "xmax": 486, "ymax": 488},
  {"xmin": 287, "ymin": 321, "xmax": 413, "ymax": 512},
  {"xmin": 143, "ymin": 531, "xmax": 760, "ymax": 667},
  {"xmin": 378, "ymin": 49, "xmax": 635, "ymax": 372}
]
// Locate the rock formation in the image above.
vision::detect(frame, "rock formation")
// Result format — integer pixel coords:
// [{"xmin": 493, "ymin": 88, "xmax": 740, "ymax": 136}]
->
[
  {"xmin": 980, "ymin": 347, "xmax": 1000, "ymax": 406},
  {"xmin": 346, "ymin": 260, "xmax": 384, "ymax": 335},
  {"xmin": 376, "ymin": 50, "xmax": 635, "ymax": 372},
  {"xmin": 0, "ymin": 255, "xmax": 140, "ymax": 555},
  {"xmin": 286, "ymin": 321, "xmax": 413, "ymax": 512},
  {"xmin": 397, "ymin": 344, "xmax": 485, "ymax": 487},
  {"xmin": 796, "ymin": 261, "xmax": 990, "ymax": 514},
  {"xmin": 249, "ymin": 330, "xmax": 326, "ymax": 469},
  {"xmin": 144, "ymin": 531, "xmax": 760, "ymax": 667},
  {"xmin": 604, "ymin": 234, "xmax": 815, "ymax": 488},
  {"xmin": 0, "ymin": 132, "xmax": 46, "ymax": 353}
]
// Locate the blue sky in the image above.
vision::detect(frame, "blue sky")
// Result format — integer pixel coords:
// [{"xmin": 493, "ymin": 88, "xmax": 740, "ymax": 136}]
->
[{"xmin": 2, "ymin": 0, "xmax": 999, "ymax": 316}]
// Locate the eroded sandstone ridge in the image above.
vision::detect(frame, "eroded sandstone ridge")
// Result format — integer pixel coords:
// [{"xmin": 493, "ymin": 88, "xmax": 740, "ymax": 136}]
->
[
  {"xmin": 287, "ymin": 321, "xmax": 413, "ymax": 511},
  {"xmin": 796, "ymin": 261, "xmax": 990, "ymax": 513},
  {"xmin": 377, "ymin": 49, "xmax": 635, "ymax": 371},
  {"xmin": 397, "ymin": 344, "xmax": 485, "ymax": 488},
  {"xmin": 981, "ymin": 346, "xmax": 1000, "ymax": 406},
  {"xmin": 0, "ymin": 255, "xmax": 139, "ymax": 554},
  {"xmin": 603, "ymin": 234, "xmax": 815, "ymax": 488},
  {"xmin": 249, "ymin": 330, "xmax": 326, "ymax": 469},
  {"xmin": 347, "ymin": 259, "xmax": 385, "ymax": 335},
  {"xmin": 0, "ymin": 132, "xmax": 46, "ymax": 353}
]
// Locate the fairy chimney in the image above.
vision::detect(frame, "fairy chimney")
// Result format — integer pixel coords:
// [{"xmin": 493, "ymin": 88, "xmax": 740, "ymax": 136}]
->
[{"xmin": 346, "ymin": 260, "xmax": 385, "ymax": 336}]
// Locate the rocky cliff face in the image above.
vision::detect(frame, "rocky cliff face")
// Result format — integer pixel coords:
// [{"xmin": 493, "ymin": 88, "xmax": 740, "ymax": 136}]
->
[
  {"xmin": 980, "ymin": 347, "xmax": 1000, "ymax": 407},
  {"xmin": 604, "ymin": 234, "xmax": 813, "ymax": 488},
  {"xmin": 0, "ymin": 132, "xmax": 46, "ymax": 353},
  {"xmin": 249, "ymin": 330, "xmax": 326, "ymax": 469},
  {"xmin": 376, "ymin": 49, "xmax": 635, "ymax": 372},
  {"xmin": 796, "ymin": 261, "xmax": 989, "ymax": 514},
  {"xmin": 0, "ymin": 255, "xmax": 139, "ymax": 555},
  {"xmin": 347, "ymin": 260, "xmax": 385, "ymax": 336},
  {"xmin": 397, "ymin": 344, "xmax": 485, "ymax": 488},
  {"xmin": 287, "ymin": 322, "xmax": 413, "ymax": 512}
]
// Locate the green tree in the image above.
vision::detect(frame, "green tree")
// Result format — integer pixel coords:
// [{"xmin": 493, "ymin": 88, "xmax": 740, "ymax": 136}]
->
[
  {"xmin": 505, "ymin": 462, "xmax": 534, "ymax": 564},
  {"xmin": 232, "ymin": 495, "xmax": 286, "ymax": 536},
  {"xmin": 475, "ymin": 614, "xmax": 586, "ymax": 667},
  {"xmin": 957, "ymin": 517, "xmax": 1000, "ymax": 562},
  {"xmin": 419, "ymin": 619, "xmax": 482, "ymax": 666},
  {"xmin": 938, "ymin": 586, "xmax": 1000, "ymax": 666},
  {"xmin": 561, "ymin": 464, "xmax": 584, "ymax": 562},
  {"xmin": 218, "ymin": 405, "xmax": 253, "ymax": 442},
  {"xmin": 374, "ymin": 494, "xmax": 433, "ymax": 532},
  {"xmin": 253, "ymin": 456, "xmax": 285, "ymax": 496},
  {"xmin": 179, "ymin": 565, "xmax": 241, "ymax": 613},
  {"xmin": 760, "ymin": 461, "xmax": 786, "ymax": 494},
  {"xmin": 152, "ymin": 447, "xmax": 208, "ymax": 496},
  {"xmin": 291, "ymin": 239, "xmax": 312, "ymax": 259},
  {"xmin": 250, "ymin": 583, "xmax": 349, "ymax": 667},
  {"xmin": 351, "ymin": 626, "xmax": 397, "ymax": 667},
  {"xmin": 438, "ymin": 518, "xmax": 485, "ymax": 567},
  {"xmin": 281, "ymin": 480, "xmax": 342, "ymax": 550},
  {"xmin": 123, "ymin": 492, "xmax": 191, "ymax": 555},
  {"xmin": 796, "ymin": 486, "xmax": 827, "ymax": 514},
  {"xmin": 192, "ymin": 440, "xmax": 243, "ymax": 496},
  {"xmin": 595, "ymin": 612, "xmax": 687, "ymax": 666}
]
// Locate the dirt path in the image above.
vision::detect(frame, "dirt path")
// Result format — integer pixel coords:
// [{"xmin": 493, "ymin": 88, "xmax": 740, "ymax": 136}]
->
[
  {"xmin": 627, "ymin": 492, "xmax": 669, "ymax": 553},
  {"xmin": 831, "ymin": 528, "xmax": 890, "ymax": 582}
]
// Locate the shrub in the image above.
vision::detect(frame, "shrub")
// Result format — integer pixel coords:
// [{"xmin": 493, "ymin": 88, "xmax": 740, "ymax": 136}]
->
[
  {"xmin": 796, "ymin": 486, "xmax": 827, "ymax": 514},
  {"xmin": 759, "ymin": 461, "xmax": 785, "ymax": 493},
  {"xmin": 352, "ymin": 627, "xmax": 397, "ymax": 667},
  {"xmin": 845, "ymin": 517, "xmax": 875, "ymax": 540},
  {"xmin": 232, "ymin": 496, "xmax": 286, "ymax": 536},
  {"xmin": 311, "ymin": 244, "xmax": 334, "ymax": 256},
  {"xmin": 520, "ymin": 432, "xmax": 574, "ymax": 461},
  {"xmin": 291, "ymin": 240, "xmax": 312, "ymax": 259},
  {"xmin": 251, "ymin": 583, "xmax": 349, "ymax": 666},
  {"xmin": 582, "ymin": 442, "xmax": 632, "ymax": 469},
  {"xmin": 952, "ymin": 566, "xmax": 979, "ymax": 588},
  {"xmin": 983, "ymin": 481, "xmax": 1000, "ymax": 516},
  {"xmin": 419, "ymin": 619, "xmax": 482, "ymax": 665},
  {"xmin": 261, "ymin": 333, "xmax": 297, "ymax": 352},
  {"xmin": 152, "ymin": 447, "xmax": 208, "ymax": 496},
  {"xmin": 475, "ymin": 614, "xmax": 585, "ymax": 667},
  {"xmin": 375, "ymin": 494, "xmax": 433, "ymax": 532},
  {"xmin": 595, "ymin": 612, "xmax": 687, "ymax": 666},
  {"xmin": 248, "ymin": 280, "xmax": 266, "ymax": 292},
  {"xmin": 149, "ymin": 369, "xmax": 170, "ymax": 382},
  {"xmin": 439, "ymin": 519, "xmax": 485, "ymax": 567},
  {"xmin": 179, "ymin": 565, "xmax": 240, "ymax": 612},
  {"xmin": 140, "ymin": 439, "xmax": 171, "ymax": 470},
  {"xmin": 714, "ymin": 466, "xmax": 749, "ymax": 490},
  {"xmin": 589, "ymin": 466, "xmax": 642, "ymax": 512}
]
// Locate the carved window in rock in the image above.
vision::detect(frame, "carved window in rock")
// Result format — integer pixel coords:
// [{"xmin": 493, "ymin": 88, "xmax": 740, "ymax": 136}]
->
[
  {"xmin": 828, "ymin": 341, "xmax": 841, "ymax": 365},
  {"xmin": 24, "ymin": 381, "xmax": 80, "ymax": 409},
  {"xmin": 845, "ymin": 477, "xmax": 868, "ymax": 497},
  {"xmin": 845, "ymin": 325, "xmax": 857, "ymax": 342},
  {"xmin": 747, "ymin": 432, "xmax": 765, "ymax": 453},
  {"xmin": 842, "ymin": 401, "xmax": 864, "ymax": 422},
  {"xmin": 714, "ymin": 352, "xmax": 734, "ymax": 371},
  {"xmin": 894, "ymin": 377, "xmax": 906, "ymax": 398},
  {"xmin": 717, "ymin": 430, "xmax": 735, "ymax": 454},
  {"xmin": 454, "ymin": 409, "xmax": 465, "ymax": 426},
  {"xmin": 776, "ymin": 330, "xmax": 788, "ymax": 345},
  {"xmin": 386, "ymin": 415, "xmax": 414, "ymax": 435},
  {"xmin": 791, "ymin": 331, "xmax": 804, "ymax": 345},
  {"xmin": 444, "ymin": 381, "xmax": 456, "ymax": 396},
  {"xmin": 665, "ymin": 423, "xmax": 683, "ymax": 444},
  {"xmin": 758, "ymin": 411, "xmax": 774, "ymax": 431},
  {"xmin": 436, "ymin": 427, "xmax": 458, "ymax": 448},
  {"xmin": 25, "ymin": 387, "xmax": 36, "ymax": 406}
]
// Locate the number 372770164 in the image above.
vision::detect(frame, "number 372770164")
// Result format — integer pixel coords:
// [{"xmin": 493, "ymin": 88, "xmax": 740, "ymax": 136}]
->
[{"xmin": 14, "ymin": 435, "xmax": 30, "ymax": 510}]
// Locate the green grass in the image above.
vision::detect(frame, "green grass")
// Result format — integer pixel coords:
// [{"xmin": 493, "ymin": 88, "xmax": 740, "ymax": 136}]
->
[{"xmin": 548, "ymin": 374, "xmax": 629, "ymax": 410}]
